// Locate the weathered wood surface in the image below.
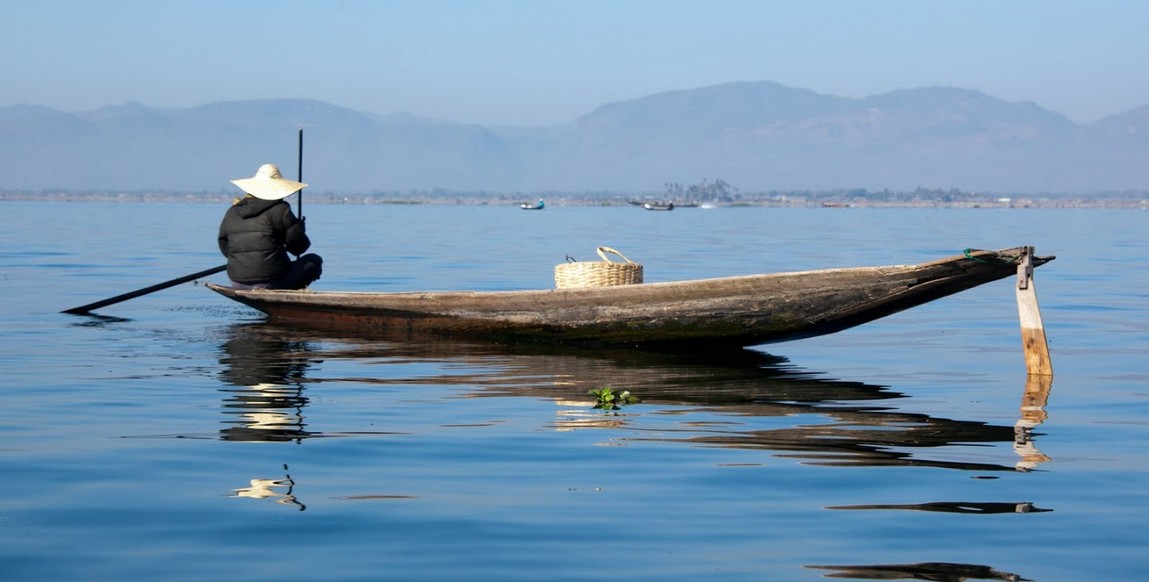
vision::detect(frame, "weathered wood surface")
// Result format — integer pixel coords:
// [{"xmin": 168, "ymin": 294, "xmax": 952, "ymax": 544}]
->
[{"xmin": 208, "ymin": 246, "xmax": 1053, "ymax": 347}]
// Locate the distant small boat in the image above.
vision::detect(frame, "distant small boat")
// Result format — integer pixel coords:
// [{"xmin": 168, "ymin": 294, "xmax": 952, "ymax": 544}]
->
[
  {"xmin": 520, "ymin": 199, "xmax": 545, "ymax": 210},
  {"xmin": 629, "ymin": 199, "xmax": 697, "ymax": 210}
]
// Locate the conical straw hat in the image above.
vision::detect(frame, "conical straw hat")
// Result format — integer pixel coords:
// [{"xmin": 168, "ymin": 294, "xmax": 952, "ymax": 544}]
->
[{"xmin": 230, "ymin": 163, "xmax": 307, "ymax": 200}]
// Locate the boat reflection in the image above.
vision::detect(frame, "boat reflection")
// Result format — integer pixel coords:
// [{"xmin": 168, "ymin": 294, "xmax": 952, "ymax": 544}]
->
[
  {"xmin": 827, "ymin": 501, "xmax": 1051, "ymax": 514},
  {"xmin": 214, "ymin": 321, "xmax": 1053, "ymax": 473},
  {"xmin": 217, "ymin": 322, "xmax": 317, "ymax": 442},
  {"xmin": 807, "ymin": 561, "xmax": 1030, "ymax": 581}
]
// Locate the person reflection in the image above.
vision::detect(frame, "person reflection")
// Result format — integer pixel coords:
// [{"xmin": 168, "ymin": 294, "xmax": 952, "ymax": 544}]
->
[{"xmin": 218, "ymin": 323, "xmax": 316, "ymax": 442}]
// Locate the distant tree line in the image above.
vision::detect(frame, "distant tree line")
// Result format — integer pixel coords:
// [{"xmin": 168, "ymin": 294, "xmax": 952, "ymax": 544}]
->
[
  {"xmin": 5, "ymin": 185, "xmax": 1147, "ymax": 208},
  {"xmin": 658, "ymin": 181, "xmax": 1006, "ymax": 204},
  {"xmin": 663, "ymin": 179, "xmax": 736, "ymax": 202}
]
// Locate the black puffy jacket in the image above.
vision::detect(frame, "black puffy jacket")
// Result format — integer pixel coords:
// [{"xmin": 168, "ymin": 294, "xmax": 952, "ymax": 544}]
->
[{"xmin": 218, "ymin": 197, "xmax": 311, "ymax": 284}]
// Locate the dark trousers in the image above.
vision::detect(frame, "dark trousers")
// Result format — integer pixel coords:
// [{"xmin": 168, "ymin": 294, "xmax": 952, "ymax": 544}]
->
[{"xmin": 231, "ymin": 254, "xmax": 323, "ymax": 290}]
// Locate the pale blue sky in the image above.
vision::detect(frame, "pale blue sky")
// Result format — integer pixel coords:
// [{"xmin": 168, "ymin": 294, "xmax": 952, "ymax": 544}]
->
[{"xmin": 2, "ymin": 0, "xmax": 1145, "ymax": 126}]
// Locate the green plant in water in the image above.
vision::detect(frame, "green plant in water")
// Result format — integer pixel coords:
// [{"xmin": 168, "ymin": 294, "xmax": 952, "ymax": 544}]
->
[{"xmin": 588, "ymin": 386, "xmax": 639, "ymax": 410}]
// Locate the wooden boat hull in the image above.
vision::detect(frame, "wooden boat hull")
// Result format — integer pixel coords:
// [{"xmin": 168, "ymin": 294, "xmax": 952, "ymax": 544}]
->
[{"xmin": 207, "ymin": 247, "xmax": 1053, "ymax": 347}]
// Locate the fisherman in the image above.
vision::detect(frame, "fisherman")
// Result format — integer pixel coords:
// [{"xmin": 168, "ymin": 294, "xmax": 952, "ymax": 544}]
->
[{"xmin": 218, "ymin": 163, "xmax": 322, "ymax": 289}]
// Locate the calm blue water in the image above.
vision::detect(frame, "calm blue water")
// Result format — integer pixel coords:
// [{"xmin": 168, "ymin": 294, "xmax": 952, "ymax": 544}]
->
[{"xmin": 2, "ymin": 201, "xmax": 1147, "ymax": 581}]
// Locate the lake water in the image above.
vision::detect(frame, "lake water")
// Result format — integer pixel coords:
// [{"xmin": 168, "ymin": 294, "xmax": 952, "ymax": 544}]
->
[{"xmin": 2, "ymin": 200, "xmax": 1147, "ymax": 581}]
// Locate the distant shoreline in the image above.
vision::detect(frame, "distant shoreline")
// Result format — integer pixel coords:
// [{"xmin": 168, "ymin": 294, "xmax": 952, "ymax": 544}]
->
[{"xmin": 2, "ymin": 190, "xmax": 1147, "ymax": 209}]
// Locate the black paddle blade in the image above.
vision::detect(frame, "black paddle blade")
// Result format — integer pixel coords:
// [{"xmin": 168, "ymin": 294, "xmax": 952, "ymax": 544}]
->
[{"xmin": 62, "ymin": 264, "xmax": 227, "ymax": 315}]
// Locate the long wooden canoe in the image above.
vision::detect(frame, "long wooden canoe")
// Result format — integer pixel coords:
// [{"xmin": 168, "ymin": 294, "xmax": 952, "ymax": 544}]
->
[{"xmin": 207, "ymin": 246, "xmax": 1053, "ymax": 347}]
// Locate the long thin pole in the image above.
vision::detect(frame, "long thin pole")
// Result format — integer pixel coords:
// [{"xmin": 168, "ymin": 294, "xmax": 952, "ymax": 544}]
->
[
  {"xmin": 297, "ymin": 128, "xmax": 303, "ymax": 218},
  {"xmin": 62, "ymin": 264, "xmax": 227, "ymax": 315}
]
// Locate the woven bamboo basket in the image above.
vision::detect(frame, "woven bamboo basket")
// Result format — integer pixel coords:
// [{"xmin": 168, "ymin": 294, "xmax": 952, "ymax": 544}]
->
[{"xmin": 554, "ymin": 246, "xmax": 644, "ymax": 289}]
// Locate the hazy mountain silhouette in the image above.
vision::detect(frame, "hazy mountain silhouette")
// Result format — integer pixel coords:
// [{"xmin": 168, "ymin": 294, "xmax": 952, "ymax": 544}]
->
[{"xmin": 3, "ymin": 81, "xmax": 1146, "ymax": 194}]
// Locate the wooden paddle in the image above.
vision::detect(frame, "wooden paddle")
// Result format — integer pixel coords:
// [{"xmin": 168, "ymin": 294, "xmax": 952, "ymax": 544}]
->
[{"xmin": 62, "ymin": 264, "xmax": 227, "ymax": 315}]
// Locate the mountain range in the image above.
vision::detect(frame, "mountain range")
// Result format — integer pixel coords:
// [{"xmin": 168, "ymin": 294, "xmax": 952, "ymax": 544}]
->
[{"xmin": 3, "ymin": 81, "xmax": 1147, "ymax": 195}]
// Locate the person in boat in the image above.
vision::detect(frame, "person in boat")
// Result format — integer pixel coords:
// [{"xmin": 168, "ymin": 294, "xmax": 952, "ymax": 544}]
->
[{"xmin": 218, "ymin": 163, "xmax": 322, "ymax": 290}]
